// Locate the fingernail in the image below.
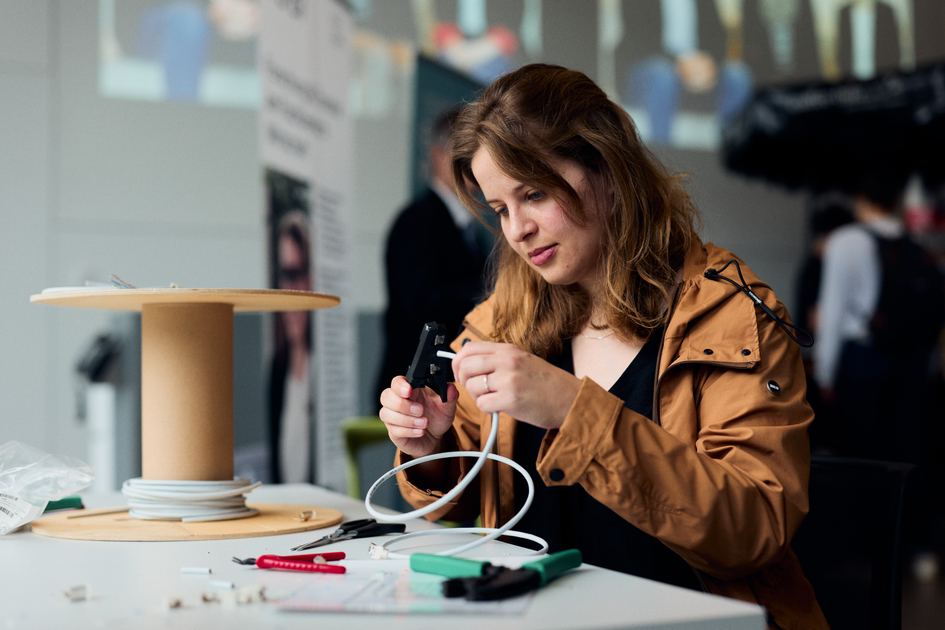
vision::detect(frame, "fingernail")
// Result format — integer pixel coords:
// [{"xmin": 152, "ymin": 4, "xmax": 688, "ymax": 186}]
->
[
  {"xmin": 413, "ymin": 417, "xmax": 425, "ymax": 428},
  {"xmin": 400, "ymin": 386, "xmax": 410, "ymax": 396},
  {"xmin": 412, "ymin": 428, "xmax": 423, "ymax": 436},
  {"xmin": 410, "ymin": 404, "xmax": 422, "ymax": 415}
]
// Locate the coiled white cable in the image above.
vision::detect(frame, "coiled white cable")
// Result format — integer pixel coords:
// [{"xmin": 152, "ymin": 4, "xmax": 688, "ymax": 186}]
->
[
  {"xmin": 364, "ymin": 350, "xmax": 548, "ymax": 559},
  {"xmin": 122, "ymin": 478, "xmax": 261, "ymax": 522}
]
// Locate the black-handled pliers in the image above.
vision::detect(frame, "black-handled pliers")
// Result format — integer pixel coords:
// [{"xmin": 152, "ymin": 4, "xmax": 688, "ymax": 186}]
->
[{"xmin": 291, "ymin": 518, "xmax": 406, "ymax": 551}]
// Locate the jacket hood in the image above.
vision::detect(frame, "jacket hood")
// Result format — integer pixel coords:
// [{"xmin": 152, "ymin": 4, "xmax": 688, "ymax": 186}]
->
[{"xmin": 666, "ymin": 241, "xmax": 768, "ymax": 372}]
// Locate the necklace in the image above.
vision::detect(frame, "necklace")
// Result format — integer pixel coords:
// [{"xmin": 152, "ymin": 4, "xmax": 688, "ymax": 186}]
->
[{"xmin": 580, "ymin": 329, "xmax": 615, "ymax": 340}]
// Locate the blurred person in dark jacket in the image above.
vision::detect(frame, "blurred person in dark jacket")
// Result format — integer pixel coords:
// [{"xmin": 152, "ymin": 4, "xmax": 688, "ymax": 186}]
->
[{"xmin": 377, "ymin": 107, "xmax": 493, "ymax": 401}]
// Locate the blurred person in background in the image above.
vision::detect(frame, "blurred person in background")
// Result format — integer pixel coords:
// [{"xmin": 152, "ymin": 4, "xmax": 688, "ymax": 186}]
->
[
  {"xmin": 795, "ymin": 201, "xmax": 854, "ymax": 454},
  {"xmin": 269, "ymin": 211, "xmax": 314, "ymax": 483},
  {"xmin": 377, "ymin": 106, "xmax": 492, "ymax": 402},
  {"xmin": 815, "ymin": 165, "xmax": 945, "ymax": 581}
]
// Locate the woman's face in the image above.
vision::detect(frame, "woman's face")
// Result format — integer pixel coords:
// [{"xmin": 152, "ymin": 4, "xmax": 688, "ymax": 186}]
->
[
  {"xmin": 471, "ymin": 147, "xmax": 608, "ymax": 294},
  {"xmin": 278, "ymin": 233, "xmax": 310, "ymax": 292},
  {"xmin": 278, "ymin": 232, "xmax": 311, "ymax": 345}
]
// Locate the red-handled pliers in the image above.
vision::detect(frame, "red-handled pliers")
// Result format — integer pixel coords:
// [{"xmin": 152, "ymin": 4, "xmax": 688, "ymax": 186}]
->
[{"xmin": 231, "ymin": 551, "xmax": 346, "ymax": 574}]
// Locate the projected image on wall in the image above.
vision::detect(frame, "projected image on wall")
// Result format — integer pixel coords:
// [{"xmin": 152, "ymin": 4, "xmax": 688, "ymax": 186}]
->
[
  {"xmin": 395, "ymin": 0, "xmax": 915, "ymax": 151},
  {"xmin": 98, "ymin": 0, "xmax": 261, "ymax": 107}
]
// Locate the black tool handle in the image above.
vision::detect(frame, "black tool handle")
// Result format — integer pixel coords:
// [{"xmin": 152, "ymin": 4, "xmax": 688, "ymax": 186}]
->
[
  {"xmin": 354, "ymin": 522, "xmax": 406, "ymax": 537},
  {"xmin": 405, "ymin": 322, "xmax": 455, "ymax": 402},
  {"xmin": 340, "ymin": 518, "xmax": 376, "ymax": 532}
]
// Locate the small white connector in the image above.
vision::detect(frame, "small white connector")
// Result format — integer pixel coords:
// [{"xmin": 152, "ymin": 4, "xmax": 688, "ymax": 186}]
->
[
  {"xmin": 235, "ymin": 585, "xmax": 267, "ymax": 604},
  {"xmin": 63, "ymin": 584, "xmax": 91, "ymax": 602},
  {"xmin": 219, "ymin": 586, "xmax": 267, "ymax": 607},
  {"xmin": 368, "ymin": 542, "xmax": 389, "ymax": 559}
]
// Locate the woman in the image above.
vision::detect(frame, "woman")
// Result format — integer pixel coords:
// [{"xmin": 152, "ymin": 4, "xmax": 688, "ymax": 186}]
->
[
  {"xmin": 379, "ymin": 64, "xmax": 826, "ymax": 629},
  {"xmin": 270, "ymin": 211, "xmax": 314, "ymax": 483}
]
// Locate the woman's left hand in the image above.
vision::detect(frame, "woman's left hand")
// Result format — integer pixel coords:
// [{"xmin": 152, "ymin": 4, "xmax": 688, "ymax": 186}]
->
[{"xmin": 452, "ymin": 341, "xmax": 582, "ymax": 430}]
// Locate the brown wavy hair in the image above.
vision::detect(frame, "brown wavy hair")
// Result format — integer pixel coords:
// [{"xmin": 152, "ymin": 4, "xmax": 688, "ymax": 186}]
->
[{"xmin": 451, "ymin": 64, "xmax": 701, "ymax": 357}]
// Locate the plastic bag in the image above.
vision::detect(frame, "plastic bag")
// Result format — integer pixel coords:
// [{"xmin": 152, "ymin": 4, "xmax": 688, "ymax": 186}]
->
[{"xmin": 0, "ymin": 440, "xmax": 94, "ymax": 535}]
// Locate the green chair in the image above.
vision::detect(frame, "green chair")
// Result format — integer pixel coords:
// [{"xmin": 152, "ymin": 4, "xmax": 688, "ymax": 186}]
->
[{"xmin": 342, "ymin": 416, "xmax": 390, "ymax": 499}]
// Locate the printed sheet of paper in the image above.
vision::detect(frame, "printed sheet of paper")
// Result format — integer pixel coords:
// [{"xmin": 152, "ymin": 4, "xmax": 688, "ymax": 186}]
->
[{"xmin": 277, "ymin": 560, "xmax": 532, "ymax": 614}]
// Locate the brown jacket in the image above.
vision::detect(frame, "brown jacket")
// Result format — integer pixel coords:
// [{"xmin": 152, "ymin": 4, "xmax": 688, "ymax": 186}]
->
[{"xmin": 396, "ymin": 242, "xmax": 828, "ymax": 629}]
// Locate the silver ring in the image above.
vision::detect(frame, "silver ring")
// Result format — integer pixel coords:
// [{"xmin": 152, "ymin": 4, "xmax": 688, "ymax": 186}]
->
[{"xmin": 483, "ymin": 374, "xmax": 491, "ymax": 393}]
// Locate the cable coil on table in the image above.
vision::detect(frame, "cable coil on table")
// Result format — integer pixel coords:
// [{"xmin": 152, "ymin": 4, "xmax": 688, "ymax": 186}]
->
[{"xmin": 121, "ymin": 478, "xmax": 262, "ymax": 522}]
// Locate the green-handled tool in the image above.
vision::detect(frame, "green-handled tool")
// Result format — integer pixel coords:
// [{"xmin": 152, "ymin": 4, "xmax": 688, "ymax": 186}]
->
[
  {"xmin": 43, "ymin": 496, "xmax": 84, "ymax": 512},
  {"xmin": 410, "ymin": 549, "xmax": 583, "ymax": 601}
]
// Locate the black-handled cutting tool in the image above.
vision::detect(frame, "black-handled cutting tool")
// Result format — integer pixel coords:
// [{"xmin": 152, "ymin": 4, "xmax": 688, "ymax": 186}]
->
[
  {"xmin": 410, "ymin": 549, "xmax": 583, "ymax": 601},
  {"xmin": 290, "ymin": 518, "xmax": 407, "ymax": 551},
  {"xmin": 405, "ymin": 322, "xmax": 455, "ymax": 402}
]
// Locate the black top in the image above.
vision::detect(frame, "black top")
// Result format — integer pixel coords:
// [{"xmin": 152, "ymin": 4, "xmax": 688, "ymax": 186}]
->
[{"xmin": 512, "ymin": 327, "xmax": 702, "ymax": 590}]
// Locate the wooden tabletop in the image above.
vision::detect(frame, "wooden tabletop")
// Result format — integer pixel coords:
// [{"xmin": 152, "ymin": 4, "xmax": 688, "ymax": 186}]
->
[{"xmin": 30, "ymin": 288, "xmax": 341, "ymax": 312}]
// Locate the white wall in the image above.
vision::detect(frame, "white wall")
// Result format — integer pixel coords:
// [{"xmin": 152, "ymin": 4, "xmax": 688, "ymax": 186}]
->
[
  {"xmin": 1, "ymin": 0, "xmax": 266, "ymax": 459},
  {"xmin": 1, "ymin": 0, "xmax": 54, "ymax": 451}
]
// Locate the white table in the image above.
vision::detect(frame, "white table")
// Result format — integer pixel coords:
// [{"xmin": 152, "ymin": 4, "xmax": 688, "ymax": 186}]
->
[{"xmin": 2, "ymin": 484, "xmax": 765, "ymax": 629}]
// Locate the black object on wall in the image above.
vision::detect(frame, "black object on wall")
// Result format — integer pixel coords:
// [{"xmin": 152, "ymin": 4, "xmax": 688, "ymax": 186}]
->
[{"xmin": 722, "ymin": 63, "xmax": 945, "ymax": 194}]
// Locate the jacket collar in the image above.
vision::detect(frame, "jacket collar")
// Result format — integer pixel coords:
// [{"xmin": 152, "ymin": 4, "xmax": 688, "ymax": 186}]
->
[{"xmin": 454, "ymin": 299, "xmax": 493, "ymax": 349}]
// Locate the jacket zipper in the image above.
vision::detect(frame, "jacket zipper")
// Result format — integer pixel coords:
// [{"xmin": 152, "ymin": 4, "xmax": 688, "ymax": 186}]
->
[{"xmin": 652, "ymin": 286, "xmax": 751, "ymax": 595}]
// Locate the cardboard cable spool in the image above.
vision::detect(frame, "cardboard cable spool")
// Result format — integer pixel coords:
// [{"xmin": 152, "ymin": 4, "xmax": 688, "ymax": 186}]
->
[{"xmin": 28, "ymin": 289, "xmax": 343, "ymax": 541}]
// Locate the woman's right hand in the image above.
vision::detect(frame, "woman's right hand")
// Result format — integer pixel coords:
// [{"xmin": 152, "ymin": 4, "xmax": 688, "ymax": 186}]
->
[{"xmin": 379, "ymin": 376, "xmax": 458, "ymax": 458}]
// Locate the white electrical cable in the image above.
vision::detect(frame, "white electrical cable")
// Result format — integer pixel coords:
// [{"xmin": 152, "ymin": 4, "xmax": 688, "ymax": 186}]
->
[
  {"xmin": 364, "ymin": 350, "xmax": 548, "ymax": 559},
  {"xmin": 122, "ymin": 478, "xmax": 261, "ymax": 522}
]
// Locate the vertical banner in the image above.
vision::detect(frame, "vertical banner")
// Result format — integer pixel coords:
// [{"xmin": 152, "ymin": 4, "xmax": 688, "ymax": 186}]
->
[{"xmin": 259, "ymin": 0, "xmax": 355, "ymax": 492}]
